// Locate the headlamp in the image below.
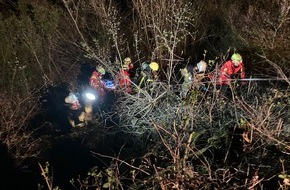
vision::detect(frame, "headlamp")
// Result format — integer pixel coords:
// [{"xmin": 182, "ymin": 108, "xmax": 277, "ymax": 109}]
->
[{"xmin": 85, "ymin": 92, "xmax": 96, "ymax": 101}]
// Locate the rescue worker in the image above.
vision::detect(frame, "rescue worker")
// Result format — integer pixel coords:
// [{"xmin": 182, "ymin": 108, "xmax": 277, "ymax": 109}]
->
[
  {"xmin": 180, "ymin": 64, "xmax": 194, "ymax": 98},
  {"xmin": 90, "ymin": 65, "xmax": 106, "ymax": 102},
  {"xmin": 64, "ymin": 93, "xmax": 86, "ymax": 127},
  {"xmin": 180, "ymin": 60, "xmax": 208, "ymax": 98},
  {"xmin": 217, "ymin": 53, "xmax": 246, "ymax": 97},
  {"xmin": 150, "ymin": 62, "xmax": 159, "ymax": 80},
  {"xmin": 138, "ymin": 61, "xmax": 159, "ymax": 88},
  {"xmin": 123, "ymin": 57, "xmax": 134, "ymax": 72},
  {"xmin": 193, "ymin": 60, "xmax": 208, "ymax": 92},
  {"xmin": 218, "ymin": 53, "xmax": 245, "ymax": 85},
  {"xmin": 116, "ymin": 57, "xmax": 134, "ymax": 93}
]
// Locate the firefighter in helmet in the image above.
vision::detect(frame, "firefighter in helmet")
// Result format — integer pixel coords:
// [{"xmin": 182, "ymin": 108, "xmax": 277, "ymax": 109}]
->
[
  {"xmin": 217, "ymin": 53, "xmax": 246, "ymax": 97},
  {"xmin": 180, "ymin": 60, "xmax": 208, "ymax": 98},
  {"xmin": 218, "ymin": 53, "xmax": 245, "ymax": 86},
  {"xmin": 90, "ymin": 65, "xmax": 106, "ymax": 102},
  {"xmin": 122, "ymin": 57, "xmax": 134, "ymax": 71},
  {"xmin": 64, "ymin": 93, "xmax": 86, "ymax": 127},
  {"xmin": 193, "ymin": 60, "xmax": 208, "ymax": 92},
  {"xmin": 138, "ymin": 61, "xmax": 159, "ymax": 88},
  {"xmin": 116, "ymin": 57, "xmax": 134, "ymax": 93}
]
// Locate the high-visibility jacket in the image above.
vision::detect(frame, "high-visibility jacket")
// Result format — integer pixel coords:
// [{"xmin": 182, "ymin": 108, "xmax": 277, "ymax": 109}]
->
[
  {"xmin": 138, "ymin": 69, "xmax": 156, "ymax": 88},
  {"xmin": 117, "ymin": 69, "xmax": 131, "ymax": 93},
  {"xmin": 218, "ymin": 60, "xmax": 245, "ymax": 85},
  {"xmin": 90, "ymin": 71, "xmax": 106, "ymax": 99},
  {"xmin": 180, "ymin": 70, "xmax": 193, "ymax": 98}
]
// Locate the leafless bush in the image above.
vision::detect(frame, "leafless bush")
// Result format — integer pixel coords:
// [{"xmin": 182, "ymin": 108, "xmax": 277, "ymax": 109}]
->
[
  {"xmin": 131, "ymin": 1, "xmax": 200, "ymax": 82},
  {"xmin": 225, "ymin": 0, "xmax": 290, "ymax": 71},
  {"xmin": 236, "ymin": 0, "xmax": 290, "ymax": 50},
  {"xmin": 114, "ymin": 82, "xmax": 179, "ymax": 133},
  {"xmin": 28, "ymin": 1, "xmax": 290, "ymax": 189},
  {"xmin": 257, "ymin": 54, "xmax": 290, "ymax": 85},
  {"xmin": 109, "ymin": 69, "xmax": 290, "ymax": 188},
  {"xmin": 61, "ymin": 0, "xmax": 127, "ymax": 83},
  {"xmin": 0, "ymin": 91, "xmax": 43, "ymax": 166},
  {"xmin": 132, "ymin": 1, "xmax": 199, "ymax": 50}
]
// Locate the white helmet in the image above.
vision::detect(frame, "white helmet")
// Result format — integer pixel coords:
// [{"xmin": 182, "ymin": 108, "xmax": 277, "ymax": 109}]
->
[
  {"xmin": 65, "ymin": 93, "xmax": 78, "ymax": 104},
  {"xmin": 196, "ymin": 60, "xmax": 207, "ymax": 72}
]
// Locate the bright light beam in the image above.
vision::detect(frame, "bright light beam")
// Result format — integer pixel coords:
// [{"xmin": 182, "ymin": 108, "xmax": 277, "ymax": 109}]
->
[{"xmin": 85, "ymin": 92, "xmax": 96, "ymax": 101}]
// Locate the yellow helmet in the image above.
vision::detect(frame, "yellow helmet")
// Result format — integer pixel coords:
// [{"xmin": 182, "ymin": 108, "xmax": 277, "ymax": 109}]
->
[
  {"xmin": 231, "ymin": 53, "xmax": 242, "ymax": 62},
  {"xmin": 122, "ymin": 64, "xmax": 129, "ymax": 70},
  {"xmin": 96, "ymin": 66, "xmax": 106, "ymax": 75},
  {"xmin": 123, "ymin": 57, "xmax": 131, "ymax": 64},
  {"xmin": 149, "ymin": 62, "xmax": 159, "ymax": 71}
]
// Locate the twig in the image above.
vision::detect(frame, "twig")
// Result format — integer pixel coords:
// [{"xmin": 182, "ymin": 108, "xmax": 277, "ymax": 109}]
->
[{"xmin": 90, "ymin": 151, "xmax": 150, "ymax": 176}]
